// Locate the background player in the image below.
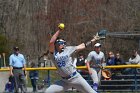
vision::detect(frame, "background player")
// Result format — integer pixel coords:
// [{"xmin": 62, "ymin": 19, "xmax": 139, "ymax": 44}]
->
[
  {"xmin": 86, "ymin": 43, "xmax": 106, "ymax": 92},
  {"xmin": 45, "ymin": 23, "xmax": 100, "ymax": 93}
]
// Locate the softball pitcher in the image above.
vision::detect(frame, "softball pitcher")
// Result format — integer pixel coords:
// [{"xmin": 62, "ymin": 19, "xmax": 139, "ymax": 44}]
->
[
  {"xmin": 45, "ymin": 23, "xmax": 100, "ymax": 93},
  {"xmin": 86, "ymin": 43, "xmax": 106, "ymax": 92}
]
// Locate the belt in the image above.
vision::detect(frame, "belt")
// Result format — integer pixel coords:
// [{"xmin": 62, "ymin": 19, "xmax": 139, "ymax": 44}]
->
[
  {"xmin": 13, "ymin": 67, "xmax": 23, "ymax": 69},
  {"xmin": 62, "ymin": 71, "xmax": 77, "ymax": 79}
]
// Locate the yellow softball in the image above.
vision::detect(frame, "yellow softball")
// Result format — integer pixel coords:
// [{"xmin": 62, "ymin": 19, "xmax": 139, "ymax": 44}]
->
[{"xmin": 58, "ymin": 23, "xmax": 65, "ymax": 30}]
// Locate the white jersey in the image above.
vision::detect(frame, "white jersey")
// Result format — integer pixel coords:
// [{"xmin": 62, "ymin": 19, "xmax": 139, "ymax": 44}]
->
[
  {"xmin": 129, "ymin": 54, "xmax": 140, "ymax": 64},
  {"xmin": 53, "ymin": 46, "xmax": 77, "ymax": 77},
  {"xmin": 86, "ymin": 51, "xmax": 105, "ymax": 66}
]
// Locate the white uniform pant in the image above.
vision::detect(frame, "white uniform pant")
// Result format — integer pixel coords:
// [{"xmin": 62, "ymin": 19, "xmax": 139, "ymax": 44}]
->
[
  {"xmin": 90, "ymin": 68, "xmax": 101, "ymax": 84},
  {"xmin": 45, "ymin": 73, "xmax": 97, "ymax": 93}
]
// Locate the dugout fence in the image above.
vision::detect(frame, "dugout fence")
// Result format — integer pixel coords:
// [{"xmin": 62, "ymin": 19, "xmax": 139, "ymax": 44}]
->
[{"xmin": 1, "ymin": 65, "xmax": 140, "ymax": 92}]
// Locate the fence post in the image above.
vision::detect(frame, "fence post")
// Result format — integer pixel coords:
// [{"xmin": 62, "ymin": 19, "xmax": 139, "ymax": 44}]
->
[
  {"xmin": 2, "ymin": 53, "xmax": 6, "ymax": 67},
  {"xmin": 134, "ymin": 68, "xmax": 137, "ymax": 90},
  {"xmin": 47, "ymin": 70, "xmax": 51, "ymax": 86}
]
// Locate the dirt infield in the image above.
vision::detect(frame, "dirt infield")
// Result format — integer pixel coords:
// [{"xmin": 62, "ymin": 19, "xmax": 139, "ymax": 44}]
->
[{"xmin": 0, "ymin": 71, "xmax": 9, "ymax": 92}]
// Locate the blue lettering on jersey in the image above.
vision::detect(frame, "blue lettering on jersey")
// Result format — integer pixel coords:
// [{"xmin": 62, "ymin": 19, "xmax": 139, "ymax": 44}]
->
[{"xmin": 55, "ymin": 55, "xmax": 68, "ymax": 67}]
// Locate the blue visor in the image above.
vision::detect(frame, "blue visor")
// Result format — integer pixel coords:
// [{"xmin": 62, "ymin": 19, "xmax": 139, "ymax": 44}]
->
[{"xmin": 56, "ymin": 41, "xmax": 66, "ymax": 45}]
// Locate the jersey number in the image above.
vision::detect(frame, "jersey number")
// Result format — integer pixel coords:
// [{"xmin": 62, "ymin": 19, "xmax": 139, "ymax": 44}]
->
[{"xmin": 57, "ymin": 61, "xmax": 66, "ymax": 67}]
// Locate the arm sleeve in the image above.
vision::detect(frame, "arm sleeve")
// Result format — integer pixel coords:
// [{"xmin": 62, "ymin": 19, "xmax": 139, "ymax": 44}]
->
[
  {"xmin": 86, "ymin": 52, "xmax": 92, "ymax": 62},
  {"xmin": 102, "ymin": 53, "xmax": 105, "ymax": 62},
  {"xmin": 101, "ymin": 54, "xmax": 106, "ymax": 66},
  {"xmin": 22, "ymin": 55, "xmax": 26, "ymax": 65},
  {"xmin": 9, "ymin": 56, "xmax": 12, "ymax": 66},
  {"xmin": 129, "ymin": 55, "xmax": 140, "ymax": 64}
]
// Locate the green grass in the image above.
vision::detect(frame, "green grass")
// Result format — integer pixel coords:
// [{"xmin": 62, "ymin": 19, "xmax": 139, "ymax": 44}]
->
[{"xmin": 27, "ymin": 70, "xmax": 61, "ymax": 87}]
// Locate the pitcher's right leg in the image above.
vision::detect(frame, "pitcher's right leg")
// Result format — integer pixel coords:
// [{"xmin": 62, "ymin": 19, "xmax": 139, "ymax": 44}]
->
[{"xmin": 45, "ymin": 80, "xmax": 68, "ymax": 93}]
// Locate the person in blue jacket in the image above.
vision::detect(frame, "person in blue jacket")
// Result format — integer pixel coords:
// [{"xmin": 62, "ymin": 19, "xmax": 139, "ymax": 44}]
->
[
  {"xmin": 5, "ymin": 75, "xmax": 15, "ymax": 93},
  {"xmin": 106, "ymin": 51, "xmax": 115, "ymax": 66},
  {"xmin": 106, "ymin": 51, "xmax": 115, "ymax": 78}
]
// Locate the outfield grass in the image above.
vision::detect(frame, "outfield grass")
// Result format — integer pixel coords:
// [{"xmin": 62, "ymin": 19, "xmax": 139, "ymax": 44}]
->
[{"xmin": 27, "ymin": 70, "xmax": 61, "ymax": 87}]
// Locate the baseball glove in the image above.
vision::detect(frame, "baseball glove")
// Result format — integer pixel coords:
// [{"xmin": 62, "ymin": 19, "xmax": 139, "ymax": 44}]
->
[
  {"xmin": 97, "ymin": 29, "xmax": 107, "ymax": 39},
  {"xmin": 93, "ymin": 30, "xmax": 107, "ymax": 41},
  {"xmin": 101, "ymin": 69, "xmax": 111, "ymax": 79}
]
